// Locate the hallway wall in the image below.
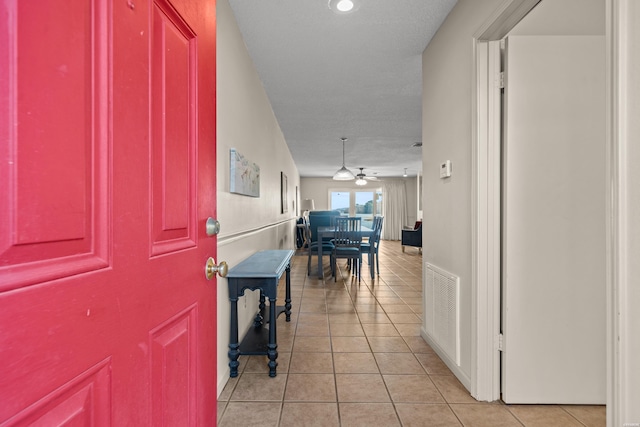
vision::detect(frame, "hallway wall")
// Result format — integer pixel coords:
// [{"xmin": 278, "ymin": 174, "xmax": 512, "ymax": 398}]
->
[
  {"xmin": 216, "ymin": 0, "xmax": 300, "ymax": 396},
  {"xmin": 421, "ymin": 0, "xmax": 506, "ymax": 388}
]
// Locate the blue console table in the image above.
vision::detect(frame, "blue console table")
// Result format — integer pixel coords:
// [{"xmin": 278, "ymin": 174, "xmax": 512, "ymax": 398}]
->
[{"xmin": 226, "ymin": 249, "xmax": 294, "ymax": 377}]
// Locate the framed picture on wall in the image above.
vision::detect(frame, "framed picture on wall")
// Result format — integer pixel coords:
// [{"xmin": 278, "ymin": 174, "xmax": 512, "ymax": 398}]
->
[
  {"xmin": 281, "ymin": 172, "xmax": 288, "ymax": 213},
  {"xmin": 229, "ymin": 148, "xmax": 260, "ymax": 197}
]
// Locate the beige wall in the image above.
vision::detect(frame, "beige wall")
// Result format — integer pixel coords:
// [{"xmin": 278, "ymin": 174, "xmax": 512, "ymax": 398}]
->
[
  {"xmin": 422, "ymin": 0, "xmax": 506, "ymax": 386},
  {"xmin": 510, "ymin": 0, "xmax": 604, "ymax": 36},
  {"xmin": 216, "ymin": 0, "xmax": 299, "ymax": 396}
]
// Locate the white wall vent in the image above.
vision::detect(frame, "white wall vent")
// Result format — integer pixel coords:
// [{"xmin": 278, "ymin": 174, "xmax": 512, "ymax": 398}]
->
[{"xmin": 425, "ymin": 263, "xmax": 460, "ymax": 366}]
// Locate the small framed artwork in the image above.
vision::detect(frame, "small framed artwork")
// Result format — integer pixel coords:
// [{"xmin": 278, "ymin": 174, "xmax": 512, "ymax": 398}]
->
[
  {"xmin": 230, "ymin": 148, "xmax": 260, "ymax": 197},
  {"xmin": 281, "ymin": 172, "xmax": 288, "ymax": 213}
]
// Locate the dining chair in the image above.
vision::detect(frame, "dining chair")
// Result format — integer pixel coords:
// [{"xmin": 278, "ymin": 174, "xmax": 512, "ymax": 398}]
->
[
  {"xmin": 331, "ymin": 217, "xmax": 362, "ymax": 281},
  {"xmin": 360, "ymin": 216, "xmax": 383, "ymax": 278},
  {"xmin": 303, "ymin": 218, "xmax": 335, "ymax": 276}
]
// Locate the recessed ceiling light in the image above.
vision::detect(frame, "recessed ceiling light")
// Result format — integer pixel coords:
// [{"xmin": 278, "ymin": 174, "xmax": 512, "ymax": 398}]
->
[
  {"xmin": 328, "ymin": 0, "xmax": 357, "ymax": 14},
  {"xmin": 337, "ymin": 0, "xmax": 353, "ymax": 12}
]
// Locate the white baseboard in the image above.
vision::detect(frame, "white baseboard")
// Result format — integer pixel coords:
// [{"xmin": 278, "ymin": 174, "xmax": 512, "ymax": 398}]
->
[{"xmin": 421, "ymin": 326, "xmax": 472, "ymax": 393}]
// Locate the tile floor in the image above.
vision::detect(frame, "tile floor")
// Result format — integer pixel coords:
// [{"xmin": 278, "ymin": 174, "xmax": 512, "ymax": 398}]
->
[{"xmin": 217, "ymin": 240, "xmax": 605, "ymax": 426}]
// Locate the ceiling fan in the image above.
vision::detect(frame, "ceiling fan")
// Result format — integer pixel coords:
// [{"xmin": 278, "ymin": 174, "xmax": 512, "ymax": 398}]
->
[{"xmin": 355, "ymin": 168, "xmax": 380, "ymax": 186}]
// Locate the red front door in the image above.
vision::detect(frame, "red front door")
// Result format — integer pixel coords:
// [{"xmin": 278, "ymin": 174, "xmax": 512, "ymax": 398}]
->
[{"xmin": 0, "ymin": 0, "xmax": 217, "ymax": 424}]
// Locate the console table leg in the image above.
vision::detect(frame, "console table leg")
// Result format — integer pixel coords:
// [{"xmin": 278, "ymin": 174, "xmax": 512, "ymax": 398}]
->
[
  {"xmin": 285, "ymin": 263, "xmax": 292, "ymax": 321},
  {"xmin": 254, "ymin": 290, "xmax": 265, "ymax": 328},
  {"xmin": 267, "ymin": 297, "xmax": 278, "ymax": 377},
  {"xmin": 228, "ymin": 298, "xmax": 240, "ymax": 377}
]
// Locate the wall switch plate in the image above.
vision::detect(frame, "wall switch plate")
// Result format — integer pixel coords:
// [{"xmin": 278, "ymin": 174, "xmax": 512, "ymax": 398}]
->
[{"xmin": 440, "ymin": 160, "xmax": 452, "ymax": 178}]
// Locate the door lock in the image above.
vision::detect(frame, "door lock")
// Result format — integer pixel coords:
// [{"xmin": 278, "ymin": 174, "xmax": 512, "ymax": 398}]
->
[{"xmin": 205, "ymin": 217, "xmax": 221, "ymax": 236}]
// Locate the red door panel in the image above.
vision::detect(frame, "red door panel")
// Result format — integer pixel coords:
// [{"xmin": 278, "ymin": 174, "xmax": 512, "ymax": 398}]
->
[
  {"xmin": 4, "ymin": 360, "xmax": 112, "ymax": 426},
  {"xmin": 0, "ymin": 0, "xmax": 217, "ymax": 424},
  {"xmin": 151, "ymin": 0, "xmax": 197, "ymax": 254},
  {"xmin": 0, "ymin": 0, "xmax": 109, "ymax": 291},
  {"xmin": 150, "ymin": 307, "xmax": 198, "ymax": 426}
]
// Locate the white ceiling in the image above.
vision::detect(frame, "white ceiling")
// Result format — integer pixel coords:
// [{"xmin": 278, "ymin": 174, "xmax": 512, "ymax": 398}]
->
[{"xmin": 227, "ymin": 0, "xmax": 458, "ymax": 178}]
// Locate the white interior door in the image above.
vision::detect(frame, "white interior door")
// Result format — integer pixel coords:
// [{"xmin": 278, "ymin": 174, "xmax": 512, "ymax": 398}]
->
[{"xmin": 501, "ymin": 35, "xmax": 606, "ymax": 404}]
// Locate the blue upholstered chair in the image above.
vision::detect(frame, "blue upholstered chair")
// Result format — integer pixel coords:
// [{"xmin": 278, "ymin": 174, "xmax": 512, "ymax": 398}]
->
[
  {"xmin": 308, "ymin": 210, "xmax": 342, "ymax": 244},
  {"xmin": 401, "ymin": 221, "xmax": 422, "ymax": 252}
]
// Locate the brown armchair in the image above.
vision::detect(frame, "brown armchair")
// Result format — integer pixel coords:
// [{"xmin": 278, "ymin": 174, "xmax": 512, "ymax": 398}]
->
[{"xmin": 401, "ymin": 221, "xmax": 422, "ymax": 252}]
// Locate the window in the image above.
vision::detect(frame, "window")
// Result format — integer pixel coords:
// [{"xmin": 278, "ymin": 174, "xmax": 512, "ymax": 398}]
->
[
  {"xmin": 330, "ymin": 189, "xmax": 382, "ymax": 229},
  {"xmin": 330, "ymin": 191, "xmax": 350, "ymax": 215}
]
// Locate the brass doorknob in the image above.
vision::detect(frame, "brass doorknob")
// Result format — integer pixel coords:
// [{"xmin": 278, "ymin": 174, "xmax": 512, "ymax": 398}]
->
[{"xmin": 205, "ymin": 257, "xmax": 228, "ymax": 280}]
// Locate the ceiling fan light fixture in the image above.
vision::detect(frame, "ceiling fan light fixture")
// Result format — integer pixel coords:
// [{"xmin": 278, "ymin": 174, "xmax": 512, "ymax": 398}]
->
[
  {"xmin": 355, "ymin": 167, "xmax": 368, "ymax": 185},
  {"xmin": 333, "ymin": 138, "xmax": 355, "ymax": 180}
]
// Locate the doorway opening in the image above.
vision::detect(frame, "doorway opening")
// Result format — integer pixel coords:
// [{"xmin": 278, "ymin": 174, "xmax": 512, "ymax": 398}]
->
[{"xmin": 471, "ymin": 0, "xmax": 606, "ymax": 404}]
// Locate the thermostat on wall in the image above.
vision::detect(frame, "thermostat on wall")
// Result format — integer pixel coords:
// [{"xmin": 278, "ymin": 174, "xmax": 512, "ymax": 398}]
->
[{"xmin": 440, "ymin": 160, "xmax": 452, "ymax": 178}]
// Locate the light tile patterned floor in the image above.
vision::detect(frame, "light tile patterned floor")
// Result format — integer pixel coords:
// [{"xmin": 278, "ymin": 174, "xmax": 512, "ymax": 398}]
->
[{"xmin": 217, "ymin": 240, "xmax": 605, "ymax": 426}]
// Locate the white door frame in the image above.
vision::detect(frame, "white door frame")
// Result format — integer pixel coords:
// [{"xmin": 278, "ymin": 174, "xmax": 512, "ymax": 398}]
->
[
  {"xmin": 607, "ymin": 1, "xmax": 640, "ymax": 425},
  {"xmin": 470, "ymin": 38, "xmax": 502, "ymax": 401},
  {"xmin": 472, "ymin": 0, "xmax": 637, "ymax": 425},
  {"xmin": 470, "ymin": 0, "xmax": 541, "ymax": 402}
]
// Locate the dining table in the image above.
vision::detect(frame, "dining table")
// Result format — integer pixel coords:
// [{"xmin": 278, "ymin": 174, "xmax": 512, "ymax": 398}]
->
[{"xmin": 316, "ymin": 225, "xmax": 373, "ymax": 279}]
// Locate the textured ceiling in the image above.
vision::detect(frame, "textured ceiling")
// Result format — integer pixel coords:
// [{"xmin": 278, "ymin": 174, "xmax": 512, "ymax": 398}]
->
[{"xmin": 227, "ymin": 0, "xmax": 457, "ymax": 178}]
